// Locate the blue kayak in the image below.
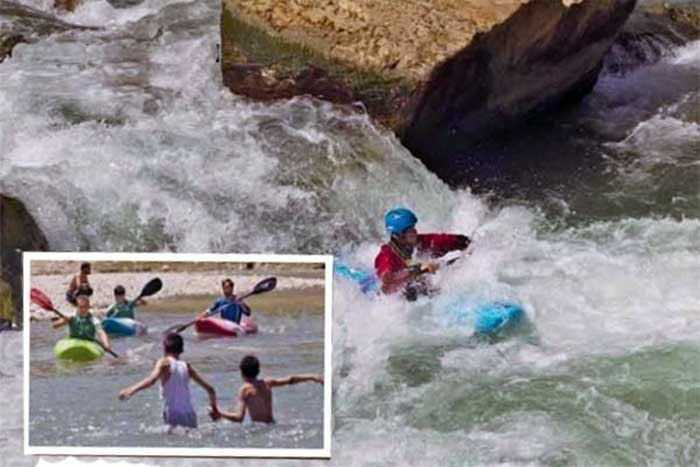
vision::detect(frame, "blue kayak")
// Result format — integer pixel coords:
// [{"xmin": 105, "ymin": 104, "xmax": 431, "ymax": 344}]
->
[
  {"xmin": 334, "ymin": 262, "xmax": 524, "ymax": 335},
  {"xmin": 101, "ymin": 317, "xmax": 147, "ymax": 337}
]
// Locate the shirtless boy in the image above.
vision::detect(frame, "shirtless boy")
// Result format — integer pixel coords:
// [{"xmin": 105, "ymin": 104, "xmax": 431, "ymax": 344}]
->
[{"xmin": 209, "ymin": 354, "xmax": 323, "ymax": 424}]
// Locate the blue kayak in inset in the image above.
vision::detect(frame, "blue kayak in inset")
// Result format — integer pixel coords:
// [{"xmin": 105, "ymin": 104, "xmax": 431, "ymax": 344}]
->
[
  {"xmin": 335, "ymin": 261, "xmax": 524, "ymax": 335},
  {"xmin": 102, "ymin": 317, "xmax": 147, "ymax": 337}
]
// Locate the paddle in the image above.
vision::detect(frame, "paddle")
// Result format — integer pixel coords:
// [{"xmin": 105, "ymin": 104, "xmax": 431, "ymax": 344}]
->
[
  {"xmin": 163, "ymin": 277, "xmax": 277, "ymax": 335},
  {"xmin": 30, "ymin": 288, "xmax": 120, "ymax": 358},
  {"xmin": 130, "ymin": 277, "xmax": 163, "ymax": 305}
]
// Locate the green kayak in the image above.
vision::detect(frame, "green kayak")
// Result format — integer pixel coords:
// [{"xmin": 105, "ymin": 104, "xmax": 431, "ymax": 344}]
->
[{"xmin": 53, "ymin": 337, "xmax": 104, "ymax": 362}]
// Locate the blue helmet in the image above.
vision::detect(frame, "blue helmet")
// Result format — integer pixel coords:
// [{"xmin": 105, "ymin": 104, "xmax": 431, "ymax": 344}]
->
[{"xmin": 385, "ymin": 208, "xmax": 418, "ymax": 235}]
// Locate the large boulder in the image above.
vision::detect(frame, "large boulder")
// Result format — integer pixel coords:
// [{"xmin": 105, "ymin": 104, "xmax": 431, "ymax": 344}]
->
[
  {"xmin": 0, "ymin": 195, "xmax": 49, "ymax": 326},
  {"xmin": 221, "ymin": 0, "xmax": 638, "ymax": 181}
]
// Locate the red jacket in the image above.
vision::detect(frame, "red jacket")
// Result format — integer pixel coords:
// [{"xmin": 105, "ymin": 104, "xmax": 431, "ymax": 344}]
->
[{"xmin": 374, "ymin": 234, "xmax": 464, "ymax": 294}]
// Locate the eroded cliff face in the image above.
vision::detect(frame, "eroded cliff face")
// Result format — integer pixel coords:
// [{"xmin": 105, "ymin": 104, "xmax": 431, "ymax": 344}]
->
[
  {"xmin": 221, "ymin": 1, "xmax": 638, "ymax": 178},
  {"xmin": 400, "ymin": 0, "xmax": 637, "ymax": 178},
  {"xmin": 227, "ymin": 0, "xmax": 530, "ymax": 83}
]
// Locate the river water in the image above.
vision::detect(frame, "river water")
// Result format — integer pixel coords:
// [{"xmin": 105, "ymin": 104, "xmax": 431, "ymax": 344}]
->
[
  {"xmin": 28, "ymin": 310, "xmax": 325, "ymax": 449},
  {"xmin": 0, "ymin": 0, "xmax": 698, "ymax": 466}
]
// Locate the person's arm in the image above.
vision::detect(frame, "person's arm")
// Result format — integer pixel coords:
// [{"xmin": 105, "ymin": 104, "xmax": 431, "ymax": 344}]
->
[
  {"xmin": 187, "ymin": 363, "xmax": 216, "ymax": 407},
  {"xmin": 267, "ymin": 374, "xmax": 324, "ymax": 387},
  {"xmin": 118, "ymin": 358, "xmax": 164, "ymax": 400},
  {"xmin": 238, "ymin": 300, "xmax": 252, "ymax": 316},
  {"xmin": 67, "ymin": 275, "xmax": 78, "ymax": 294},
  {"xmin": 105, "ymin": 304, "xmax": 115, "ymax": 318},
  {"xmin": 378, "ymin": 264, "xmax": 437, "ymax": 294},
  {"xmin": 200, "ymin": 299, "xmax": 222, "ymax": 318},
  {"xmin": 417, "ymin": 234, "xmax": 471, "ymax": 257},
  {"xmin": 52, "ymin": 316, "xmax": 69, "ymax": 329},
  {"xmin": 211, "ymin": 386, "xmax": 248, "ymax": 423},
  {"xmin": 96, "ymin": 328, "xmax": 112, "ymax": 351}
]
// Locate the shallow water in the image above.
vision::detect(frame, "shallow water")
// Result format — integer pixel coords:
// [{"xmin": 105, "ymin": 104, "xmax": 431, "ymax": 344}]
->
[{"xmin": 28, "ymin": 310, "xmax": 324, "ymax": 449}]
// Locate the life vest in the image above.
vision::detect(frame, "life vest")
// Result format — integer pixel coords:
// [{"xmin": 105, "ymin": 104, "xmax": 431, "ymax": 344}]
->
[{"xmin": 69, "ymin": 312, "xmax": 97, "ymax": 339}]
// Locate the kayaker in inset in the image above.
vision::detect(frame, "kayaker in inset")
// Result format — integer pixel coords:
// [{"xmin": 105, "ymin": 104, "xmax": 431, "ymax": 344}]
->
[
  {"xmin": 209, "ymin": 354, "xmax": 323, "ymax": 424},
  {"xmin": 118, "ymin": 333, "xmax": 217, "ymax": 431},
  {"xmin": 65, "ymin": 262, "xmax": 93, "ymax": 306},
  {"xmin": 52, "ymin": 295, "xmax": 112, "ymax": 351},
  {"xmin": 375, "ymin": 208, "xmax": 471, "ymax": 300},
  {"xmin": 199, "ymin": 278, "xmax": 251, "ymax": 324},
  {"xmin": 105, "ymin": 285, "xmax": 145, "ymax": 319}
]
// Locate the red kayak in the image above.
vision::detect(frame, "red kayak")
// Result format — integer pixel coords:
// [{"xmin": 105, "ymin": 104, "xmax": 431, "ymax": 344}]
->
[{"xmin": 194, "ymin": 316, "xmax": 258, "ymax": 337}]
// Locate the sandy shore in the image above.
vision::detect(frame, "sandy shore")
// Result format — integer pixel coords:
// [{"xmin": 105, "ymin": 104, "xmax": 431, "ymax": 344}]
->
[{"xmin": 29, "ymin": 271, "xmax": 325, "ymax": 320}]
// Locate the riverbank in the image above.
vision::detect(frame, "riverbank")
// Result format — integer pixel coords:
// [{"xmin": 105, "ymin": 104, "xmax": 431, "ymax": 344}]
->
[{"xmin": 29, "ymin": 271, "xmax": 325, "ymax": 320}]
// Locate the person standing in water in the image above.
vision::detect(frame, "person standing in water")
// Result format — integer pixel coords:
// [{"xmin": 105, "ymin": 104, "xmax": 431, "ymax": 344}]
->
[
  {"xmin": 375, "ymin": 208, "xmax": 471, "ymax": 300},
  {"xmin": 52, "ymin": 295, "xmax": 112, "ymax": 351},
  {"xmin": 118, "ymin": 333, "xmax": 217, "ymax": 430},
  {"xmin": 209, "ymin": 354, "xmax": 323, "ymax": 424},
  {"xmin": 199, "ymin": 278, "xmax": 251, "ymax": 324},
  {"xmin": 65, "ymin": 262, "xmax": 93, "ymax": 306}
]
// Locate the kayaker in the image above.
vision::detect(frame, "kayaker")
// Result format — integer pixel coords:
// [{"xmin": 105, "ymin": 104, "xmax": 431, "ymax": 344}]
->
[
  {"xmin": 105, "ymin": 285, "xmax": 145, "ymax": 319},
  {"xmin": 375, "ymin": 208, "xmax": 471, "ymax": 300},
  {"xmin": 199, "ymin": 278, "xmax": 251, "ymax": 324},
  {"xmin": 209, "ymin": 354, "xmax": 323, "ymax": 424},
  {"xmin": 52, "ymin": 295, "xmax": 112, "ymax": 351},
  {"xmin": 118, "ymin": 332, "xmax": 217, "ymax": 430},
  {"xmin": 65, "ymin": 262, "xmax": 93, "ymax": 306}
]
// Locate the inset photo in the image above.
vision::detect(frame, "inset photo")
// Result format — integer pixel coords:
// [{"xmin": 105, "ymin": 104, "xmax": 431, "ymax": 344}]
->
[{"xmin": 23, "ymin": 252, "xmax": 331, "ymax": 458}]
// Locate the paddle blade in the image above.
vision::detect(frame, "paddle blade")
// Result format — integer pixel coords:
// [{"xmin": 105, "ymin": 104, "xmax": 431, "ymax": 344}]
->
[
  {"xmin": 139, "ymin": 278, "xmax": 162, "ymax": 298},
  {"xmin": 30, "ymin": 288, "xmax": 55, "ymax": 311},
  {"xmin": 252, "ymin": 277, "xmax": 276, "ymax": 295}
]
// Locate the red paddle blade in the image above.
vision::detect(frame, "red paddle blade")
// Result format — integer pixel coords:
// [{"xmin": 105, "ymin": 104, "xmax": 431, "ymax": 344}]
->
[{"xmin": 30, "ymin": 288, "xmax": 55, "ymax": 311}]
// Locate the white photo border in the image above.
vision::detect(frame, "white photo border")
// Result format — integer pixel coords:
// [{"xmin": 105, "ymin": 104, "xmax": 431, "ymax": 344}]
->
[{"xmin": 23, "ymin": 251, "xmax": 333, "ymax": 459}]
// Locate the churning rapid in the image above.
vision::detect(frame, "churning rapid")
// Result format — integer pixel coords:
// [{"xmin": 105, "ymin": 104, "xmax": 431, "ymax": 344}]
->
[{"xmin": 1, "ymin": 0, "xmax": 699, "ymax": 466}]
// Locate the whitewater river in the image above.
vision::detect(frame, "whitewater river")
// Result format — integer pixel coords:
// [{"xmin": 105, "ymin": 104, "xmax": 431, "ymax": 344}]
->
[{"xmin": 0, "ymin": 0, "xmax": 698, "ymax": 466}]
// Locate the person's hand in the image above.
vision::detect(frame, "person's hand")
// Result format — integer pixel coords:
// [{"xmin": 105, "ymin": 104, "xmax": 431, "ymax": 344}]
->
[
  {"xmin": 209, "ymin": 405, "xmax": 221, "ymax": 421},
  {"xmin": 421, "ymin": 263, "xmax": 439, "ymax": 274},
  {"xmin": 315, "ymin": 376, "xmax": 324, "ymax": 385},
  {"xmin": 455, "ymin": 235, "xmax": 471, "ymax": 250},
  {"xmin": 118, "ymin": 388, "xmax": 131, "ymax": 401}
]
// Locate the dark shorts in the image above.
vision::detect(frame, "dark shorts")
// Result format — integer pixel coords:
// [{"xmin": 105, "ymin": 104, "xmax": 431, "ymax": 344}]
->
[
  {"xmin": 66, "ymin": 287, "xmax": 94, "ymax": 305},
  {"xmin": 66, "ymin": 291, "xmax": 77, "ymax": 306}
]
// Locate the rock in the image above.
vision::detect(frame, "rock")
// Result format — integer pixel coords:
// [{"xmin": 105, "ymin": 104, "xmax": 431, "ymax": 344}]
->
[
  {"xmin": 0, "ymin": 33, "xmax": 23, "ymax": 63},
  {"xmin": 0, "ymin": 195, "xmax": 49, "ymax": 326},
  {"xmin": 0, "ymin": 1, "xmax": 97, "ymax": 62},
  {"xmin": 639, "ymin": 0, "xmax": 700, "ymax": 37},
  {"xmin": 221, "ymin": 0, "xmax": 638, "ymax": 183},
  {"xmin": 54, "ymin": 0, "xmax": 79, "ymax": 13},
  {"xmin": 604, "ymin": 1, "xmax": 700, "ymax": 75},
  {"xmin": 401, "ymin": 0, "xmax": 637, "ymax": 180}
]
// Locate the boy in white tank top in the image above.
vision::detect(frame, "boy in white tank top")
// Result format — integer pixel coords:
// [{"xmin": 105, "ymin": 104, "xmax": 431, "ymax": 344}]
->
[{"xmin": 118, "ymin": 333, "xmax": 217, "ymax": 430}]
